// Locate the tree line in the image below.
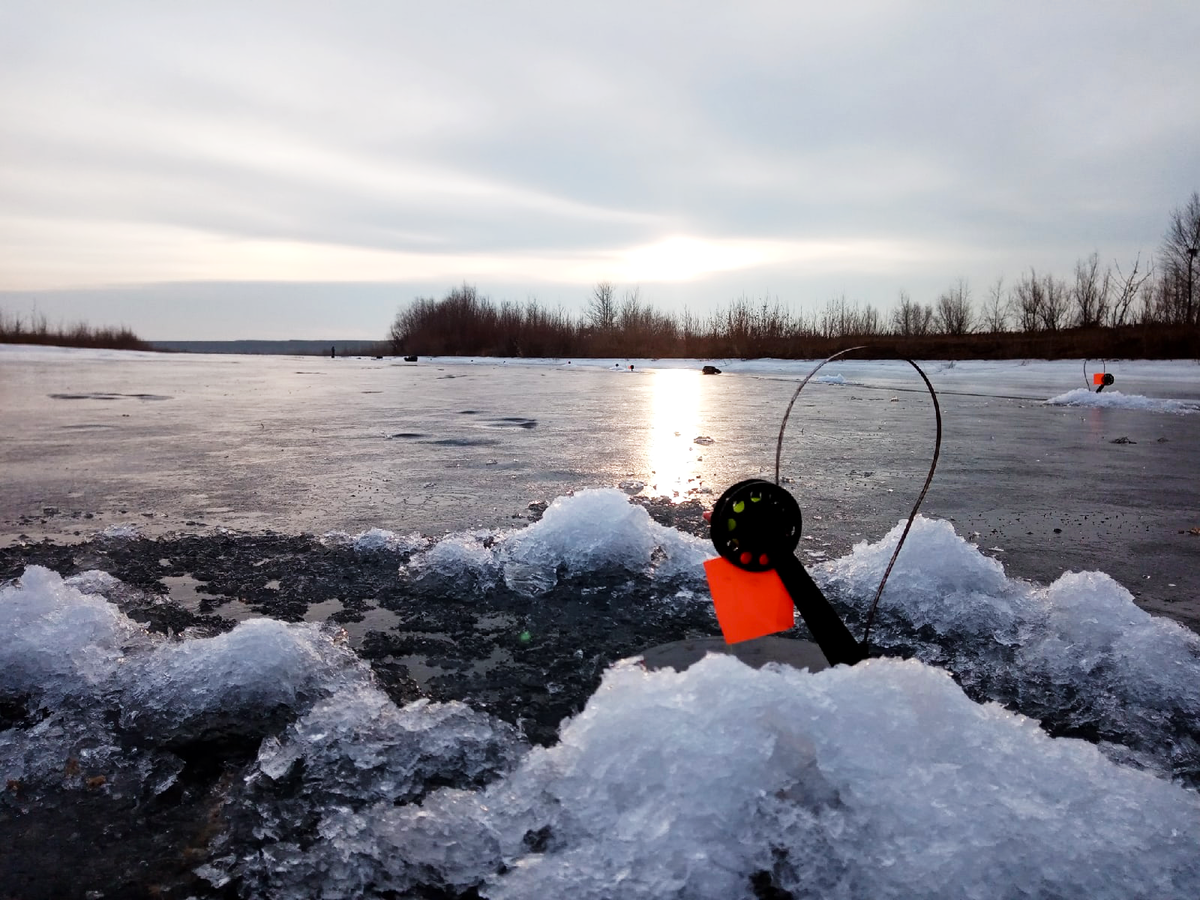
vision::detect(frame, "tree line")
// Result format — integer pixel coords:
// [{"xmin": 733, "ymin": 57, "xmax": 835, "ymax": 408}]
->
[
  {"xmin": 0, "ymin": 308, "xmax": 149, "ymax": 351},
  {"xmin": 389, "ymin": 192, "xmax": 1200, "ymax": 360}
]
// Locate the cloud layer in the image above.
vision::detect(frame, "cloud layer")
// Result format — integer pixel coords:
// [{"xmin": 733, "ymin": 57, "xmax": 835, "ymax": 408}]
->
[{"xmin": 1, "ymin": 2, "xmax": 1197, "ymax": 337}]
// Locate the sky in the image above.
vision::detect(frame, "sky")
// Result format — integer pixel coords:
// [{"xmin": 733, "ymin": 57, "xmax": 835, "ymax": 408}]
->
[{"xmin": 1, "ymin": 2, "xmax": 1197, "ymax": 340}]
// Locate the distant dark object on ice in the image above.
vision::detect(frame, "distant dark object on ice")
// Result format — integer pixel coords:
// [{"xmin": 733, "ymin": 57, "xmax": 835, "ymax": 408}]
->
[
  {"xmin": 404, "ymin": 355, "xmax": 418, "ymax": 362},
  {"xmin": 702, "ymin": 365, "xmax": 722, "ymax": 375}
]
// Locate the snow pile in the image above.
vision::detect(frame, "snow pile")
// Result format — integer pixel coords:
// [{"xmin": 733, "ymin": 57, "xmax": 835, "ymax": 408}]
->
[
  {"xmin": 212, "ymin": 656, "xmax": 1200, "ymax": 899},
  {"xmin": 500, "ymin": 490, "xmax": 710, "ymax": 594},
  {"xmin": 403, "ymin": 490, "xmax": 710, "ymax": 597},
  {"xmin": 1046, "ymin": 387, "xmax": 1199, "ymax": 414},
  {"xmin": 819, "ymin": 517, "xmax": 1200, "ymax": 780},
  {"xmin": 0, "ymin": 567, "xmax": 375, "ymax": 797}
]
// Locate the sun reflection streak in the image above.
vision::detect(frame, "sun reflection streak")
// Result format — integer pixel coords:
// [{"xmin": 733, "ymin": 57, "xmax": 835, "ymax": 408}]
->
[{"xmin": 643, "ymin": 369, "xmax": 703, "ymax": 498}]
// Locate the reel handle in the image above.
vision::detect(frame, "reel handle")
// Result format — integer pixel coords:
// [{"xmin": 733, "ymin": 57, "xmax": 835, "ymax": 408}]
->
[{"xmin": 772, "ymin": 553, "xmax": 865, "ymax": 666}]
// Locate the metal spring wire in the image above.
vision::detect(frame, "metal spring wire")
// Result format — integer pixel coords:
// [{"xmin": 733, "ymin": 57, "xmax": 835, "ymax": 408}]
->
[{"xmin": 773, "ymin": 347, "xmax": 943, "ymax": 651}]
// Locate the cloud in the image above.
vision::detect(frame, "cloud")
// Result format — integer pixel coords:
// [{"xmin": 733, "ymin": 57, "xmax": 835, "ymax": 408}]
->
[{"xmin": 1, "ymin": 2, "xmax": 1198, "ymax": 336}]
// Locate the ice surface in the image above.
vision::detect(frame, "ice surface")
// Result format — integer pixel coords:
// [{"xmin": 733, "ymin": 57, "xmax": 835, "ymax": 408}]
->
[
  {"xmin": 819, "ymin": 516, "xmax": 1200, "ymax": 781},
  {"xmin": 1046, "ymin": 387, "xmax": 1199, "ymax": 413},
  {"xmin": 814, "ymin": 373, "xmax": 847, "ymax": 384},
  {"xmin": 209, "ymin": 656, "xmax": 1200, "ymax": 899}
]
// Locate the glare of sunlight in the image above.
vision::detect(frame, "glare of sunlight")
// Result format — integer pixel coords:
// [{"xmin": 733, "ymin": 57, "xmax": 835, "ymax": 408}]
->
[
  {"xmin": 612, "ymin": 235, "xmax": 776, "ymax": 283},
  {"xmin": 643, "ymin": 368, "xmax": 703, "ymax": 498}
]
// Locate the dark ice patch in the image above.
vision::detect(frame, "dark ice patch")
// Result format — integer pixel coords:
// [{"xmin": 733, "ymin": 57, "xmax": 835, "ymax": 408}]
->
[
  {"xmin": 388, "ymin": 433, "xmax": 426, "ymax": 440},
  {"xmin": 487, "ymin": 417, "xmax": 538, "ymax": 429},
  {"xmin": 48, "ymin": 393, "xmax": 172, "ymax": 401},
  {"xmin": 422, "ymin": 437, "xmax": 502, "ymax": 447}
]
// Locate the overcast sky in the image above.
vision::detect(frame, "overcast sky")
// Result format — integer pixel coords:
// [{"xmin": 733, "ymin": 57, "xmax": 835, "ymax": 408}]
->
[{"xmin": 1, "ymin": 2, "xmax": 1197, "ymax": 340}]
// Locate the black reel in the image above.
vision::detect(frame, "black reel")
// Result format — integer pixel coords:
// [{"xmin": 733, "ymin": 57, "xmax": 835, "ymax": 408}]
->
[
  {"xmin": 709, "ymin": 478, "xmax": 865, "ymax": 666},
  {"xmin": 709, "ymin": 478, "xmax": 802, "ymax": 572}
]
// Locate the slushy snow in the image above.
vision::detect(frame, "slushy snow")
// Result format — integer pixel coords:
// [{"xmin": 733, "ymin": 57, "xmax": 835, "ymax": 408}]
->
[
  {"xmin": 7, "ymin": 490, "xmax": 1200, "ymax": 898},
  {"xmin": 1046, "ymin": 387, "xmax": 1199, "ymax": 414},
  {"xmin": 217, "ymin": 656, "xmax": 1200, "ymax": 900}
]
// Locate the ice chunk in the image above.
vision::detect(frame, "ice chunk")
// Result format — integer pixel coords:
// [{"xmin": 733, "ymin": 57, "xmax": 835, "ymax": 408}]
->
[
  {"xmin": 321, "ymin": 528, "xmax": 429, "ymax": 553},
  {"xmin": 407, "ymin": 529, "xmax": 501, "ymax": 591},
  {"xmin": 821, "ymin": 516, "xmax": 1015, "ymax": 638},
  {"xmin": 223, "ymin": 685, "xmax": 527, "ymax": 896},
  {"xmin": 819, "ymin": 516, "xmax": 1200, "ymax": 781},
  {"xmin": 98, "ymin": 523, "xmax": 143, "ymax": 539},
  {"xmin": 249, "ymin": 685, "xmax": 526, "ymax": 802},
  {"xmin": 1046, "ymin": 387, "xmax": 1198, "ymax": 414},
  {"xmin": 499, "ymin": 489, "xmax": 709, "ymax": 594},
  {"xmin": 0, "ymin": 707, "xmax": 184, "ymax": 800},
  {"xmin": 219, "ymin": 656, "xmax": 1200, "ymax": 900},
  {"xmin": 62, "ymin": 569, "xmax": 124, "ymax": 595},
  {"xmin": 117, "ymin": 619, "xmax": 369, "ymax": 742},
  {"xmin": 354, "ymin": 529, "xmax": 428, "ymax": 553},
  {"xmin": 0, "ymin": 566, "xmax": 149, "ymax": 704}
]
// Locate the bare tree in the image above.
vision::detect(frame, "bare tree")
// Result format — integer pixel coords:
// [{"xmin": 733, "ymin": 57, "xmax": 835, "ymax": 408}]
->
[
  {"xmin": 890, "ymin": 290, "xmax": 934, "ymax": 336},
  {"xmin": 979, "ymin": 276, "xmax": 1009, "ymax": 333},
  {"xmin": 1107, "ymin": 253, "xmax": 1153, "ymax": 327},
  {"xmin": 588, "ymin": 281, "xmax": 617, "ymax": 331},
  {"xmin": 1039, "ymin": 274, "xmax": 1070, "ymax": 331},
  {"xmin": 934, "ymin": 278, "xmax": 973, "ymax": 335},
  {"xmin": 1158, "ymin": 191, "xmax": 1200, "ymax": 325},
  {"xmin": 1012, "ymin": 269, "xmax": 1045, "ymax": 332},
  {"xmin": 1071, "ymin": 252, "xmax": 1110, "ymax": 328},
  {"xmin": 819, "ymin": 295, "xmax": 880, "ymax": 338},
  {"xmin": 617, "ymin": 286, "xmax": 643, "ymax": 332}
]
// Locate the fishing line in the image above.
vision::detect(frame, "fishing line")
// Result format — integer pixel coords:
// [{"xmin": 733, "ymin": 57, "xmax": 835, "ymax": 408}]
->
[{"xmin": 773, "ymin": 348, "xmax": 943, "ymax": 650}]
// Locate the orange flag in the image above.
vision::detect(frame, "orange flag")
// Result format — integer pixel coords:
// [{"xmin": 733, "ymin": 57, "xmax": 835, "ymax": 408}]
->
[{"xmin": 704, "ymin": 556, "xmax": 795, "ymax": 644}]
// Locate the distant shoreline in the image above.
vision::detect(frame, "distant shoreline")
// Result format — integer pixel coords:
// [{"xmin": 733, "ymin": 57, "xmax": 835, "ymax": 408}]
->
[{"xmin": 150, "ymin": 339, "xmax": 389, "ymax": 356}]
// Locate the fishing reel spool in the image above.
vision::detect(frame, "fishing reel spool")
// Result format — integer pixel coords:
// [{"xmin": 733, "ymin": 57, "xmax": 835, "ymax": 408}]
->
[{"xmin": 706, "ymin": 478, "xmax": 865, "ymax": 667}]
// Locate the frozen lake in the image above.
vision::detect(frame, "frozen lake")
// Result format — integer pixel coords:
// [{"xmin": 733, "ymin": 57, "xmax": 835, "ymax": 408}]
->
[
  {"xmin": 2, "ymin": 345, "xmax": 1200, "ymax": 899},
  {"xmin": 3, "ymin": 346, "xmax": 1199, "ymax": 626}
]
